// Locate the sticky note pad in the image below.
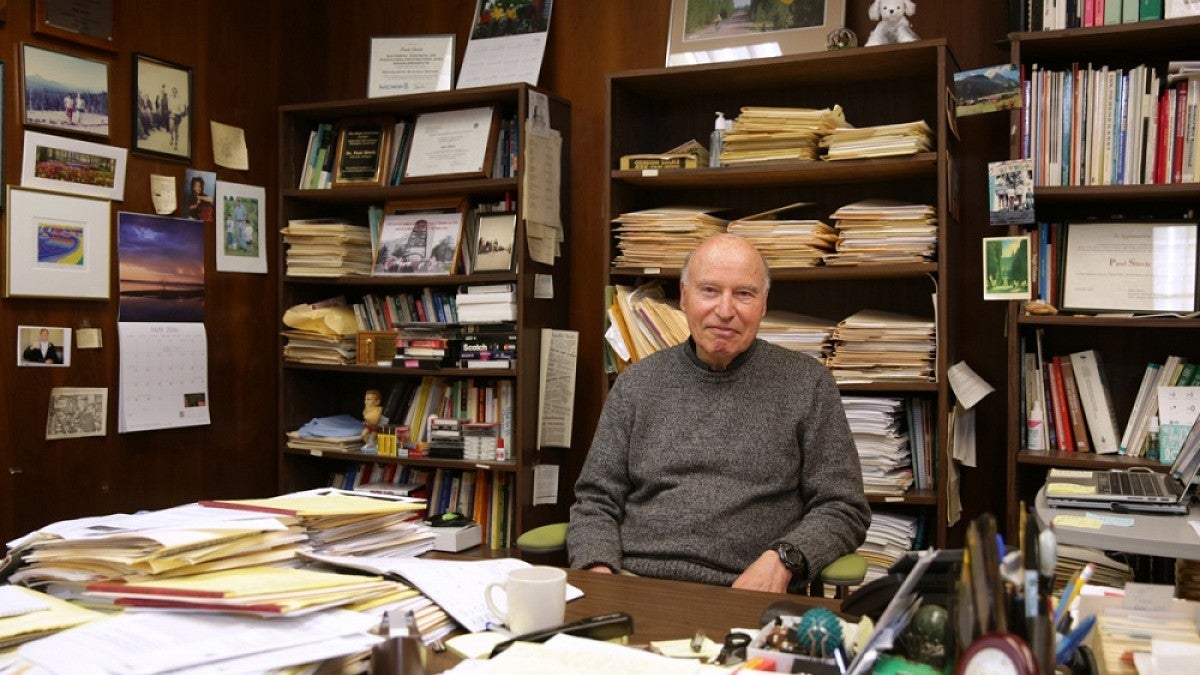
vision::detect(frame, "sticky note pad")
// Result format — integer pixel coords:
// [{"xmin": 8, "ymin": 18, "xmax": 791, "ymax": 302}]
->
[
  {"xmin": 1045, "ymin": 482, "xmax": 1096, "ymax": 495},
  {"xmin": 1053, "ymin": 515, "xmax": 1104, "ymax": 529},
  {"xmin": 1047, "ymin": 469, "xmax": 1092, "ymax": 479}
]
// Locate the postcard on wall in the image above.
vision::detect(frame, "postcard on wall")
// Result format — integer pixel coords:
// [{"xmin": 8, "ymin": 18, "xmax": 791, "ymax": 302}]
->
[
  {"xmin": 46, "ymin": 387, "xmax": 107, "ymax": 440},
  {"xmin": 374, "ymin": 210, "xmax": 464, "ymax": 275},
  {"xmin": 215, "ymin": 181, "xmax": 267, "ymax": 274},
  {"xmin": 952, "ymin": 64, "xmax": 1021, "ymax": 117},
  {"xmin": 987, "ymin": 158, "xmax": 1034, "ymax": 226},
  {"xmin": 982, "ymin": 236, "xmax": 1031, "ymax": 301},
  {"xmin": 457, "ymin": 0, "xmax": 553, "ymax": 89},
  {"xmin": 117, "ymin": 322, "xmax": 210, "ymax": 433},
  {"xmin": 16, "ymin": 325, "xmax": 72, "ymax": 367}
]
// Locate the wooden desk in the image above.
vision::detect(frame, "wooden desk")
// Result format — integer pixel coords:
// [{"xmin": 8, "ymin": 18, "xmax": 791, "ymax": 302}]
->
[
  {"xmin": 1034, "ymin": 487, "xmax": 1200, "ymax": 560},
  {"xmin": 427, "ymin": 568, "xmax": 838, "ymax": 672}
]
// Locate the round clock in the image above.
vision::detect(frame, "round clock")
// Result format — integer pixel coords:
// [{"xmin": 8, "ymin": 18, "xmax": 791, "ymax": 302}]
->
[{"xmin": 954, "ymin": 633, "xmax": 1037, "ymax": 675}]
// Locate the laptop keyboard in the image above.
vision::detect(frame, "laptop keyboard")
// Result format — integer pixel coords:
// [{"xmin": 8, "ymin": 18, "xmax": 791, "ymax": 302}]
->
[{"xmin": 1102, "ymin": 472, "xmax": 1167, "ymax": 497}]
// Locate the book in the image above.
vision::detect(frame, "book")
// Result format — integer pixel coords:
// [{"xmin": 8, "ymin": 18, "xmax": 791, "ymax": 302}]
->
[
  {"xmin": 374, "ymin": 210, "xmax": 464, "ymax": 275},
  {"xmin": 1058, "ymin": 357, "xmax": 1092, "ymax": 452},
  {"xmin": 1069, "ymin": 350, "xmax": 1122, "ymax": 454},
  {"xmin": 1048, "ymin": 356, "xmax": 1076, "ymax": 452}
]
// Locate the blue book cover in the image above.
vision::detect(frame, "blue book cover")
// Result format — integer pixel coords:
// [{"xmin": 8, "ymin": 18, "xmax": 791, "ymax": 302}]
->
[{"xmin": 1062, "ymin": 69, "xmax": 1073, "ymax": 186}]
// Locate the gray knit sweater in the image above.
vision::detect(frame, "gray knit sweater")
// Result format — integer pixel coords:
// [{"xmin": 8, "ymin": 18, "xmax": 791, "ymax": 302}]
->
[{"xmin": 567, "ymin": 339, "xmax": 871, "ymax": 589}]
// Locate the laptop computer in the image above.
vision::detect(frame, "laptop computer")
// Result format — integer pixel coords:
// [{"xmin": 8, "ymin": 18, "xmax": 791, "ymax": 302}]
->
[{"xmin": 1044, "ymin": 418, "xmax": 1200, "ymax": 514}]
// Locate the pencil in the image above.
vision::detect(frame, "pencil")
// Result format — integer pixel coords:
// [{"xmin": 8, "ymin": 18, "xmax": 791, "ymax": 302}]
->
[{"xmin": 1054, "ymin": 562, "xmax": 1094, "ymax": 632}]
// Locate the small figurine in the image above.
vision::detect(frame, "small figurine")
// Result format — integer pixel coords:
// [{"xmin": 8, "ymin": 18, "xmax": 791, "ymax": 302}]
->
[
  {"xmin": 865, "ymin": 0, "xmax": 919, "ymax": 47},
  {"xmin": 826, "ymin": 26, "xmax": 859, "ymax": 51},
  {"xmin": 900, "ymin": 603, "xmax": 948, "ymax": 668},
  {"xmin": 362, "ymin": 388, "xmax": 383, "ymax": 453}
]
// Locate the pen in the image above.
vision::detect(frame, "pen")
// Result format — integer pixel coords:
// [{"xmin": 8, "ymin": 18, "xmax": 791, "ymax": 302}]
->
[
  {"xmin": 1038, "ymin": 525, "xmax": 1057, "ymax": 596},
  {"xmin": 1055, "ymin": 613, "xmax": 1096, "ymax": 665},
  {"xmin": 1054, "ymin": 563, "xmax": 1094, "ymax": 632}
]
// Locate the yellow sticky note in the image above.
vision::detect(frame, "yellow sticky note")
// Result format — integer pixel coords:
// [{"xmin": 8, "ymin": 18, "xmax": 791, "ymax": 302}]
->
[
  {"xmin": 1053, "ymin": 514, "xmax": 1104, "ymax": 529},
  {"xmin": 1045, "ymin": 482, "xmax": 1096, "ymax": 495},
  {"xmin": 1047, "ymin": 469, "xmax": 1092, "ymax": 479}
]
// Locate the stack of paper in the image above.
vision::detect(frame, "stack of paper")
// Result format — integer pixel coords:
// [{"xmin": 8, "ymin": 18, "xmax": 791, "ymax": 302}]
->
[
  {"xmin": 825, "ymin": 199, "xmax": 938, "ymax": 265},
  {"xmin": 606, "ymin": 282, "xmax": 689, "ymax": 365},
  {"xmin": 757, "ymin": 310, "xmax": 835, "ymax": 361},
  {"xmin": 610, "ymin": 207, "xmax": 728, "ymax": 269},
  {"xmin": 727, "ymin": 202, "xmax": 838, "ymax": 268},
  {"xmin": 720, "ymin": 105, "xmax": 848, "ymax": 164},
  {"xmin": 281, "ymin": 300, "xmax": 359, "ymax": 365},
  {"xmin": 0, "ymin": 586, "xmax": 104, "ymax": 649},
  {"xmin": 1054, "ymin": 544, "xmax": 1132, "ymax": 596},
  {"xmin": 841, "ymin": 396, "xmax": 914, "ymax": 497},
  {"xmin": 856, "ymin": 512, "xmax": 919, "ymax": 587},
  {"xmin": 455, "ymin": 285, "xmax": 518, "ymax": 323},
  {"xmin": 282, "ymin": 218, "xmax": 373, "ymax": 277},
  {"xmin": 829, "ymin": 309, "xmax": 936, "ymax": 383},
  {"xmin": 820, "ymin": 120, "xmax": 933, "ymax": 160}
]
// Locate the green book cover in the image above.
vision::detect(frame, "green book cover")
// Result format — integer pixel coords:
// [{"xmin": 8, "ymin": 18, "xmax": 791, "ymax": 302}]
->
[
  {"xmin": 1123, "ymin": 0, "xmax": 1141, "ymax": 19},
  {"xmin": 1140, "ymin": 0, "xmax": 1164, "ymax": 20},
  {"xmin": 1105, "ymin": 0, "xmax": 1124, "ymax": 23}
]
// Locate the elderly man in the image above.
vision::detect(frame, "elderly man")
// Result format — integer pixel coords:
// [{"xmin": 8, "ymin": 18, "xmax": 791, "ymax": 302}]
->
[{"xmin": 568, "ymin": 233, "xmax": 870, "ymax": 593}]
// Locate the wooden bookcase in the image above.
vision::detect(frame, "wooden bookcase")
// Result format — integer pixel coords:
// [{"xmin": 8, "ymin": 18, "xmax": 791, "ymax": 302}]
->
[
  {"xmin": 1004, "ymin": 18, "xmax": 1200, "ymax": 538},
  {"xmin": 276, "ymin": 84, "xmax": 572, "ymax": 549},
  {"xmin": 603, "ymin": 41, "xmax": 961, "ymax": 549}
]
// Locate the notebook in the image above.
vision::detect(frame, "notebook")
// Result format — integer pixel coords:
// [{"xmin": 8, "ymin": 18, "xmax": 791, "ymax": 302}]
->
[{"xmin": 1044, "ymin": 418, "xmax": 1200, "ymax": 514}]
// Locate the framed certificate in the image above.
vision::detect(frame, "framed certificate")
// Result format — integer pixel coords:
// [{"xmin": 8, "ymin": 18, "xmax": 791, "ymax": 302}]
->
[
  {"xmin": 332, "ymin": 117, "xmax": 393, "ymax": 187},
  {"xmin": 403, "ymin": 106, "xmax": 499, "ymax": 182},
  {"xmin": 1060, "ymin": 222, "xmax": 1199, "ymax": 314},
  {"xmin": 367, "ymin": 35, "xmax": 455, "ymax": 97}
]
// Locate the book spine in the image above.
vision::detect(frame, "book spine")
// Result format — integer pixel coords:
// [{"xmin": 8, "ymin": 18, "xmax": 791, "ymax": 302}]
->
[
  {"xmin": 1059, "ymin": 359, "xmax": 1092, "ymax": 452},
  {"xmin": 1069, "ymin": 350, "xmax": 1121, "ymax": 453},
  {"xmin": 1049, "ymin": 357, "xmax": 1075, "ymax": 452}
]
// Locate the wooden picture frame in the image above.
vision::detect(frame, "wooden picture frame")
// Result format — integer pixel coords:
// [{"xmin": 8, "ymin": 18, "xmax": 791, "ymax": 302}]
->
[
  {"xmin": 402, "ymin": 106, "xmax": 499, "ymax": 182},
  {"xmin": 665, "ymin": 0, "xmax": 846, "ymax": 67},
  {"xmin": 21, "ymin": 130, "xmax": 126, "ymax": 200},
  {"xmin": 21, "ymin": 43, "xmax": 109, "ymax": 138},
  {"xmin": 374, "ymin": 198, "xmax": 468, "ymax": 276},
  {"xmin": 34, "ymin": 0, "xmax": 116, "ymax": 53},
  {"xmin": 332, "ymin": 116, "xmax": 393, "ymax": 187},
  {"xmin": 133, "ymin": 53, "xmax": 192, "ymax": 161},
  {"xmin": 1060, "ymin": 222, "xmax": 1200, "ymax": 314},
  {"xmin": 4, "ymin": 186, "xmax": 111, "ymax": 300}
]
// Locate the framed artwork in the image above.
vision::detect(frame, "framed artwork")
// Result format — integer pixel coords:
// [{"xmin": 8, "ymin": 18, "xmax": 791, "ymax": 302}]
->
[
  {"xmin": 374, "ymin": 200, "xmax": 467, "ymax": 276},
  {"xmin": 4, "ymin": 185, "xmax": 111, "ymax": 300},
  {"xmin": 215, "ymin": 181, "xmax": 268, "ymax": 274},
  {"xmin": 21, "ymin": 43, "xmax": 109, "ymax": 138},
  {"xmin": 21, "ymin": 130, "xmax": 127, "ymax": 200},
  {"xmin": 34, "ymin": 0, "xmax": 116, "ymax": 52},
  {"xmin": 473, "ymin": 212, "xmax": 518, "ymax": 272},
  {"xmin": 665, "ymin": 0, "xmax": 846, "ymax": 67},
  {"xmin": 1060, "ymin": 222, "xmax": 1199, "ymax": 314},
  {"xmin": 133, "ymin": 53, "xmax": 192, "ymax": 160},
  {"xmin": 17, "ymin": 325, "xmax": 71, "ymax": 367}
]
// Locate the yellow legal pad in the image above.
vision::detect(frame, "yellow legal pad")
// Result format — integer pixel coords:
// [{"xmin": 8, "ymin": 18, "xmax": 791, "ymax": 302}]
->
[{"xmin": 200, "ymin": 491, "xmax": 424, "ymax": 517}]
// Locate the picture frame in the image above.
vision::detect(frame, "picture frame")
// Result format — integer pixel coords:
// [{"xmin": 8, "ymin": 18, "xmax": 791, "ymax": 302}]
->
[
  {"xmin": 982, "ymin": 236, "xmax": 1031, "ymax": 301},
  {"xmin": 34, "ymin": 0, "xmax": 116, "ymax": 53},
  {"xmin": 1060, "ymin": 222, "xmax": 1199, "ymax": 314},
  {"xmin": 132, "ymin": 53, "xmax": 192, "ymax": 161},
  {"xmin": 403, "ymin": 106, "xmax": 499, "ymax": 182},
  {"xmin": 374, "ymin": 199, "xmax": 467, "ymax": 276},
  {"xmin": 367, "ymin": 35, "xmax": 455, "ymax": 97},
  {"xmin": 4, "ymin": 185, "xmax": 111, "ymax": 300},
  {"xmin": 665, "ymin": 0, "xmax": 846, "ymax": 67},
  {"xmin": 215, "ymin": 181, "xmax": 268, "ymax": 274},
  {"xmin": 332, "ymin": 116, "xmax": 393, "ymax": 187},
  {"xmin": 21, "ymin": 43, "xmax": 109, "ymax": 138},
  {"xmin": 21, "ymin": 130, "xmax": 127, "ymax": 200},
  {"xmin": 17, "ymin": 325, "xmax": 72, "ymax": 367},
  {"xmin": 473, "ymin": 212, "xmax": 518, "ymax": 272}
]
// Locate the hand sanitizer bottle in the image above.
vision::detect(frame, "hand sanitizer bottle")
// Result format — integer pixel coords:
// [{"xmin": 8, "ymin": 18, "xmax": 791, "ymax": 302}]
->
[
  {"xmin": 1027, "ymin": 401, "xmax": 1044, "ymax": 451},
  {"xmin": 1147, "ymin": 415, "xmax": 1161, "ymax": 463},
  {"xmin": 709, "ymin": 112, "xmax": 726, "ymax": 168}
]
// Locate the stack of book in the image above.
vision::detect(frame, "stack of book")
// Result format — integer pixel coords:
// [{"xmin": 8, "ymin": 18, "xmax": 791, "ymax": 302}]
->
[
  {"xmin": 828, "ymin": 309, "xmax": 937, "ymax": 383},
  {"xmin": 756, "ymin": 310, "xmax": 835, "ymax": 361},
  {"xmin": 454, "ymin": 284, "xmax": 517, "ymax": 323},
  {"xmin": 393, "ymin": 330, "xmax": 456, "ymax": 369},
  {"xmin": 841, "ymin": 396, "xmax": 915, "ymax": 497},
  {"xmin": 820, "ymin": 120, "xmax": 933, "ymax": 160},
  {"xmin": 458, "ymin": 324, "xmax": 517, "ymax": 370},
  {"xmin": 719, "ymin": 105, "xmax": 848, "ymax": 165},
  {"xmin": 824, "ymin": 199, "xmax": 939, "ymax": 265},
  {"xmin": 610, "ymin": 206, "xmax": 728, "ymax": 269},
  {"xmin": 282, "ymin": 218, "xmax": 373, "ymax": 277},
  {"xmin": 726, "ymin": 202, "xmax": 838, "ymax": 268}
]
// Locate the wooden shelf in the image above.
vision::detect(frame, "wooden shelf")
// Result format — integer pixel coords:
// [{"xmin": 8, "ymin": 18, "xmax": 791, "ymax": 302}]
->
[
  {"xmin": 1016, "ymin": 315, "xmax": 1200, "ymax": 330},
  {"xmin": 611, "ymin": 153, "xmax": 938, "ymax": 189},
  {"xmin": 610, "ymin": 262, "xmax": 938, "ymax": 282},
  {"xmin": 1010, "ymin": 16, "xmax": 1200, "ymax": 61},
  {"xmin": 280, "ymin": 177, "xmax": 519, "ymax": 204},
  {"xmin": 282, "ymin": 446, "xmax": 519, "ymax": 473},
  {"xmin": 282, "ymin": 362, "xmax": 516, "ymax": 378},
  {"xmin": 868, "ymin": 489, "xmax": 938, "ymax": 506},
  {"xmin": 283, "ymin": 272, "xmax": 518, "ymax": 288},
  {"xmin": 1017, "ymin": 450, "xmax": 1169, "ymax": 472},
  {"xmin": 1033, "ymin": 182, "xmax": 1200, "ymax": 204}
]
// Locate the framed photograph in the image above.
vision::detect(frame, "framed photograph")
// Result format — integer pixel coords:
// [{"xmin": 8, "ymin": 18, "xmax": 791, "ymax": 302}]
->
[
  {"xmin": 34, "ymin": 0, "xmax": 116, "ymax": 52},
  {"xmin": 403, "ymin": 106, "xmax": 499, "ymax": 182},
  {"xmin": 21, "ymin": 130, "xmax": 126, "ymax": 200},
  {"xmin": 665, "ymin": 0, "xmax": 846, "ymax": 67},
  {"xmin": 473, "ymin": 212, "xmax": 518, "ymax": 272},
  {"xmin": 1060, "ymin": 222, "xmax": 1199, "ymax": 314},
  {"xmin": 215, "ymin": 181, "xmax": 267, "ymax": 274},
  {"xmin": 332, "ymin": 116, "xmax": 393, "ymax": 187},
  {"xmin": 368, "ymin": 35, "xmax": 455, "ymax": 97},
  {"xmin": 117, "ymin": 212, "xmax": 205, "ymax": 322},
  {"xmin": 21, "ymin": 43, "xmax": 109, "ymax": 138},
  {"xmin": 133, "ymin": 53, "xmax": 192, "ymax": 160},
  {"xmin": 4, "ymin": 185, "xmax": 111, "ymax": 300},
  {"xmin": 46, "ymin": 387, "xmax": 108, "ymax": 440},
  {"xmin": 982, "ymin": 236, "xmax": 1031, "ymax": 301},
  {"xmin": 17, "ymin": 325, "xmax": 72, "ymax": 367},
  {"xmin": 374, "ymin": 201, "xmax": 467, "ymax": 276}
]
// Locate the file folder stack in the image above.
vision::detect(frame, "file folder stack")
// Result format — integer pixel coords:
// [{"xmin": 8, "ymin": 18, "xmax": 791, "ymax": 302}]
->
[
  {"xmin": 856, "ymin": 512, "xmax": 919, "ymax": 587},
  {"xmin": 825, "ymin": 199, "xmax": 938, "ymax": 265},
  {"xmin": 610, "ymin": 207, "xmax": 727, "ymax": 270},
  {"xmin": 829, "ymin": 309, "xmax": 936, "ymax": 383},
  {"xmin": 727, "ymin": 202, "xmax": 838, "ymax": 268},
  {"xmin": 282, "ymin": 219, "xmax": 373, "ymax": 277},
  {"xmin": 841, "ymin": 396, "xmax": 914, "ymax": 497},
  {"xmin": 819, "ymin": 119, "xmax": 933, "ymax": 160},
  {"xmin": 757, "ymin": 310, "xmax": 835, "ymax": 361},
  {"xmin": 719, "ymin": 105, "xmax": 848, "ymax": 165}
]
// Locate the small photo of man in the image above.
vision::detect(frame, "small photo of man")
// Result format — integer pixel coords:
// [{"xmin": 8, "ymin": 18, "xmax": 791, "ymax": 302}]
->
[{"xmin": 17, "ymin": 325, "xmax": 72, "ymax": 367}]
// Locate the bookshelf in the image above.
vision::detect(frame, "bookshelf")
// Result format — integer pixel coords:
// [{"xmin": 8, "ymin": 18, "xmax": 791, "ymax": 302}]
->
[
  {"xmin": 1004, "ymin": 17, "xmax": 1200, "ymax": 537},
  {"xmin": 603, "ymin": 41, "xmax": 961, "ymax": 548},
  {"xmin": 276, "ymin": 84, "xmax": 571, "ymax": 550}
]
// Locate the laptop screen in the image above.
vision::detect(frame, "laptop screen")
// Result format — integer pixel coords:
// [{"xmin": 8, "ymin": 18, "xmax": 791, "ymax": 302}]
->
[{"xmin": 1170, "ymin": 417, "xmax": 1200, "ymax": 488}]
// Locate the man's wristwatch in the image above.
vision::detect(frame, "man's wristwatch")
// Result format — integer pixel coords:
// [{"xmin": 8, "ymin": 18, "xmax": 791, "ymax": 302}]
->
[{"xmin": 775, "ymin": 542, "xmax": 807, "ymax": 578}]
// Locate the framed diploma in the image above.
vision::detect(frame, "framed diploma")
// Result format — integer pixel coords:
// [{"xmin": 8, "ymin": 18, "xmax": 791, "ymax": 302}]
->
[
  {"xmin": 403, "ymin": 106, "xmax": 499, "ymax": 182},
  {"xmin": 1060, "ymin": 222, "xmax": 1199, "ymax": 314},
  {"xmin": 367, "ymin": 35, "xmax": 455, "ymax": 97},
  {"xmin": 332, "ymin": 117, "xmax": 393, "ymax": 187}
]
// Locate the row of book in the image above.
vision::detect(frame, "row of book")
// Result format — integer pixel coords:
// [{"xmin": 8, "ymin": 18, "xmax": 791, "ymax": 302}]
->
[
  {"xmin": 369, "ymin": 376, "xmax": 514, "ymax": 449},
  {"xmin": 1008, "ymin": 0, "xmax": 1181, "ymax": 32},
  {"xmin": 353, "ymin": 284, "xmax": 518, "ymax": 332},
  {"xmin": 842, "ymin": 396, "xmax": 937, "ymax": 496},
  {"xmin": 333, "ymin": 462, "xmax": 517, "ymax": 549},
  {"xmin": 1021, "ymin": 60, "xmax": 1200, "ymax": 187}
]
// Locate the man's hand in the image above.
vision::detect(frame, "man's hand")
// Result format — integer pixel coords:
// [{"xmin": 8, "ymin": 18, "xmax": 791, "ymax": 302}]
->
[
  {"xmin": 732, "ymin": 550, "xmax": 792, "ymax": 593},
  {"xmin": 585, "ymin": 565, "xmax": 614, "ymax": 574}
]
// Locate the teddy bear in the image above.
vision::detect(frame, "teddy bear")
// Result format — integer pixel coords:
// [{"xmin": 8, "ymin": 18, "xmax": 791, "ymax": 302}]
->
[{"xmin": 865, "ymin": 0, "xmax": 920, "ymax": 47}]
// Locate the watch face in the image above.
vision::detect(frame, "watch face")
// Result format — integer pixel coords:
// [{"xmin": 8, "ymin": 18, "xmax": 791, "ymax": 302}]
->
[{"xmin": 777, "ymin": 543, "xmax": 802, "ymax": 569}]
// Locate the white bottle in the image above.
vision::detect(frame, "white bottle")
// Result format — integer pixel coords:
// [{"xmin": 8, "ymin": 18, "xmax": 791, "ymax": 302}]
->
[
  {"xmin": 709, "ymin": 112, "xmax": 726, "ymax": 168},
  {"xmin": 1027, "ymin": 401, "xmax": 1045, "ymax": 451}
]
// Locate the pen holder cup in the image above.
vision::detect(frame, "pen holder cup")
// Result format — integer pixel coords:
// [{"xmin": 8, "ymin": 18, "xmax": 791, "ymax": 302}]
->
[{"xmin": 369, "ymin": 634, "xmax": 426, "ymax": 675}]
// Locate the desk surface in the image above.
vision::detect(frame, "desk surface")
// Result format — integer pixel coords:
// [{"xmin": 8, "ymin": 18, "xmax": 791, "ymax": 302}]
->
[
  {"xmin": 427, "ymin": 568, "xmax": 838, "ymax": 672},
  {"xmin": 1035, "ymin": 487, "xmax": 1200, "ymax": 559}
]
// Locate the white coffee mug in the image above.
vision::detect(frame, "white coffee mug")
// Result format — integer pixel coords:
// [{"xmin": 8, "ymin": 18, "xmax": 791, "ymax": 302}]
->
[{"xmin": 484, "ymin": 565, "xmax": 567, "ymax": 634}]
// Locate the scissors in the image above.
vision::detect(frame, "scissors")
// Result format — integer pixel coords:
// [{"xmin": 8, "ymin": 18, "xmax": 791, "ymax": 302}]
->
[{"xmin": 709, "ymin": 631, "xmax": 751, "ymax": 665}]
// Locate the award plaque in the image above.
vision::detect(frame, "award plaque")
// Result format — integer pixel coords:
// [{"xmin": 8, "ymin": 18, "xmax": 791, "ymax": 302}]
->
[{"xmin": 332, "ymin": 117, "xmax": 393, "ymax": 187}]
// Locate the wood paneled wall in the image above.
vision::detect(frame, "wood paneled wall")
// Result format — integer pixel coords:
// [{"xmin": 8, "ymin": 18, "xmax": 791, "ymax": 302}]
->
[{"xmin": 1, "ymin": 0, "xmax": 1013, "ymax": 545}]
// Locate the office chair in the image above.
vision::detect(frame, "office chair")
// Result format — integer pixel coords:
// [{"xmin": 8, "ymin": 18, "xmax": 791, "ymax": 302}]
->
[{"xmin": 809, "ymin": 552, "xmax": 867, "ymax": 599}]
